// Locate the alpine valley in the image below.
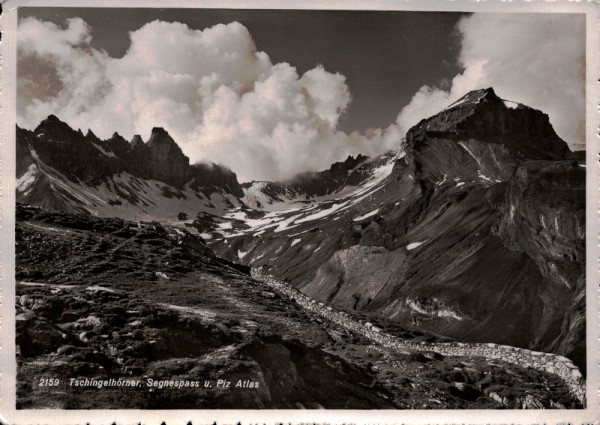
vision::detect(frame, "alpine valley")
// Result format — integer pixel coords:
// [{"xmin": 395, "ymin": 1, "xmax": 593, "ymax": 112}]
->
[{"xmin": 15, "ymin": 88, "xmax": 586, "ymax": 409}]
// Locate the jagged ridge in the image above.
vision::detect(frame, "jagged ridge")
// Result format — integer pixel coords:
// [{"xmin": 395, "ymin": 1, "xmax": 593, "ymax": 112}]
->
[
  {"xmin": 18, "ymin": 115, "xmax": 243, "ymax": 195},
  {"xmin": 16, "ymin": 116, "xmax": 245, "ymax": 218}
]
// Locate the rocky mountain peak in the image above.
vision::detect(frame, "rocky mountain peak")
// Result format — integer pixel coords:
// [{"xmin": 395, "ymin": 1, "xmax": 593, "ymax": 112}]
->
[
  {"xmin": 407, "ymin": 87, "xmax": 571, "ymax": 161},
  {"xmin": 147, "ymin": 127, "xmax": 176, "ymax": 147},
  {"xmin": 16, "ymin": 117, "xmax": 247, "ymax": 213},
  {"xmin": 42, "ymin": 114, "xmax": 62, "ymax": 124},
  {"xmin": 130, "ymin": 134, "xmax": 144, "ymax": 147},
  {"xmin": 445, "ymin": 87, "xmax": 499, "ymax": 109},
  {"xmin": 403, "ymin": 87, "xmax": 574, "ymax": 186},
  {"xmin": 332, "ymin": 154, "xmax": 369, "ymax": 171},
  {"xmin": 125, "ymin": 127, "xmax": 192, "ymax": 186},
  {"xmin": 104, "ymin": 132, "xmax": 131, "ymax": 157},
  {"xmin": 34, "ymin": 114, "xmax": 82, "ymax": 142},
  {"xmin": 85, "ymin": 129, "xmax": 101, "ymax": 144},
  {"xmin": 146, "ymin": 128, "xmax": 186, "ymax": 160}
]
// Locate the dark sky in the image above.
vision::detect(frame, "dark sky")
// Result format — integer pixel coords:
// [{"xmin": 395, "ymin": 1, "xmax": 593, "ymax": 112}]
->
[{"xmin": 19, "ymin": 7, "xmax": 467, "ymax": 133}]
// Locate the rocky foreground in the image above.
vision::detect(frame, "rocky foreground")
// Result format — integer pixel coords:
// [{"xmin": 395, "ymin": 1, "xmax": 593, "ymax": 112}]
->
[{"xmin": 15, "ymin": 205, "xmax": 582, "ymax": 409}]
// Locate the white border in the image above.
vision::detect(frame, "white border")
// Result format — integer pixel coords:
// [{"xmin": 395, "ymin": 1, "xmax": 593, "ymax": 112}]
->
[{"xmin": 0, "ymin": 0, "xmax": 598, "ymax": 424}]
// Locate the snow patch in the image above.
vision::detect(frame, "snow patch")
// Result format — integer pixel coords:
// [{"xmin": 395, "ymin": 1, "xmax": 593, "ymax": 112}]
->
[
  {"xmin": 477, "ymin": 171, "xmax": 492, "ymax": 182},
  {"xmin": 458, "ymin": 142, "xmax": 481, "ymax": 167},
  {"xmin": 91, "ymin": 142, "xmax": 117, "ymax": 158},
  {"xmin": 436, "ymin": 173, "xmax": 448, "ymax": 187},
  {"xmin": 353, "ymin": 209, "xmax": 379, "ymax": 222},
  {"xmin": 294, "ymin": 203, "xmax": 347, "ymax": 224},
  {"xmin": 502, "ymin": 99, "xmax": 519, "ymax": 109},
  {"xmin": 406, "ymin": 241, "xmax": 426, "ymax": 250},
  {"xmin": 291, "ymin": 238, "xmax": 301, "ymax": 247}
]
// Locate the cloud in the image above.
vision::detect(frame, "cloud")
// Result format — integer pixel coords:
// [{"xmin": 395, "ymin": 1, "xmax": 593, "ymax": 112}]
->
[
  {"xmin": 17, "ymin": 18, "xmax": 400, "ymax": 181},
  {"xmin": 396, "ymin": 13, "xmax": 586, "ymax": 148},
  {"xmin": 17, "ymin": 17, "xmax": 111, "ymax": 125}
]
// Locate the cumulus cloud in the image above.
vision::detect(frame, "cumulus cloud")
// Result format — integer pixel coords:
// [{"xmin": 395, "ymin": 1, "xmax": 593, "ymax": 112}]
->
[
  {"xmin": 396, "ymin": 13, "xmax": 586, "ymax": 148},
  {"xmin": 17, "ymin": 18, "xmax": 400, "ymax": 181}
]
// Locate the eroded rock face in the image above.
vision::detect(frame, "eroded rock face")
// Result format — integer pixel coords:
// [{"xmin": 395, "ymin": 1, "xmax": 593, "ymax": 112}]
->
[
  {"xmin": 496, "ymin": 160, "xmax": 585, "ymax": 369},
  {"xmin": 144, "ymin": 127, "xmax": 191, "ymax": 187},
  {"xmin": 302, "ymin": 245, "xmax": 407, "ymax": 310},
  {"xmin": 497, "ymin": 160, "xmax": 585, "ymax": 287},
  {"xmin": 190, "ymin": 163, "xmax": 245, "ymax": 198}
]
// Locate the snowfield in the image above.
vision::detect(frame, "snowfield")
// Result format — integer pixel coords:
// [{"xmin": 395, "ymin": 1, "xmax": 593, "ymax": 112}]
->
[
  {"xmin": 214, "ymin": 152, "xmax": 399, "ymax": 238},
  {"xmin": 16, "ymin": 160, "xmax": 242, "ymax": 228}
]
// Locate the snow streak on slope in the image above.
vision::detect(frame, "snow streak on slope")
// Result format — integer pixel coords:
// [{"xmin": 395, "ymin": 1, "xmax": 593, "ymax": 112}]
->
[
  {"xmin": 214, "ymin": 152, "xmax": 399, "ymax": 239},
  {"xmin": 353, "ymin": 209, "xmax": 379, "ymax": 222}
]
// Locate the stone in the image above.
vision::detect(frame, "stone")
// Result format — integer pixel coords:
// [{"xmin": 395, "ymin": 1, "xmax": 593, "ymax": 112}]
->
[
  {"xmin": 520, "ymin": 394, "xmax": 544, "ymax": 409},
  {"xmin": 571, "ymin": 369, "xmax": 583, "ymax": 380},
  {"xmin": 488, "ymin": 392, "xmax": 504, "ymax": 405}
]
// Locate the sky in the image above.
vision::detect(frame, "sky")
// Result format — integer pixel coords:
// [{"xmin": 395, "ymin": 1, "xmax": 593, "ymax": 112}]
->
[{"xmin": 17, "ymin": 8, "xmax": 585, "ymax": 182}]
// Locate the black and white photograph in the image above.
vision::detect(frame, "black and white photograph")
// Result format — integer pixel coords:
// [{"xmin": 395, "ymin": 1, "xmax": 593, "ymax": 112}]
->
[{"xmin": 1, "ymin": 0, "xmax": 598, "ymax": 422}]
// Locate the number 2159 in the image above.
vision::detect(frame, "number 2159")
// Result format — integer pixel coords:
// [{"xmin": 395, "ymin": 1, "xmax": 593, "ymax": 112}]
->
[{"xmin": 38, "ymin": 378, "xmax": 60, "ymax": 387}]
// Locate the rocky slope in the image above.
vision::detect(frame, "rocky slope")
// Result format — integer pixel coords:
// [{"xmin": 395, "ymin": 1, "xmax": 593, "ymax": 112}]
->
[
  {"xmin": 211, "ymin": 88, "xmax": 586, "ymax": 373},
  {"xmin": 15, "ymin": 204, "xmax": 581, "ymax": 409},
  {"xmin": 16, "ymin": 116, "xmax": 243, "ymax": 220}
]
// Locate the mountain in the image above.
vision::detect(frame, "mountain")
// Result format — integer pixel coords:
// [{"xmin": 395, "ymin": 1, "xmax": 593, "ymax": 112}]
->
[
  {"xmin": 16, "ymin": 116, "xmax": 243, "ymax": 221},
  {"xmin": 209, "ymin": 88, "xmax": 586, "ymax": 372},
  {"xmin": 241, "ymin": 154, "xmax": 376, "ymax": 210}
]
